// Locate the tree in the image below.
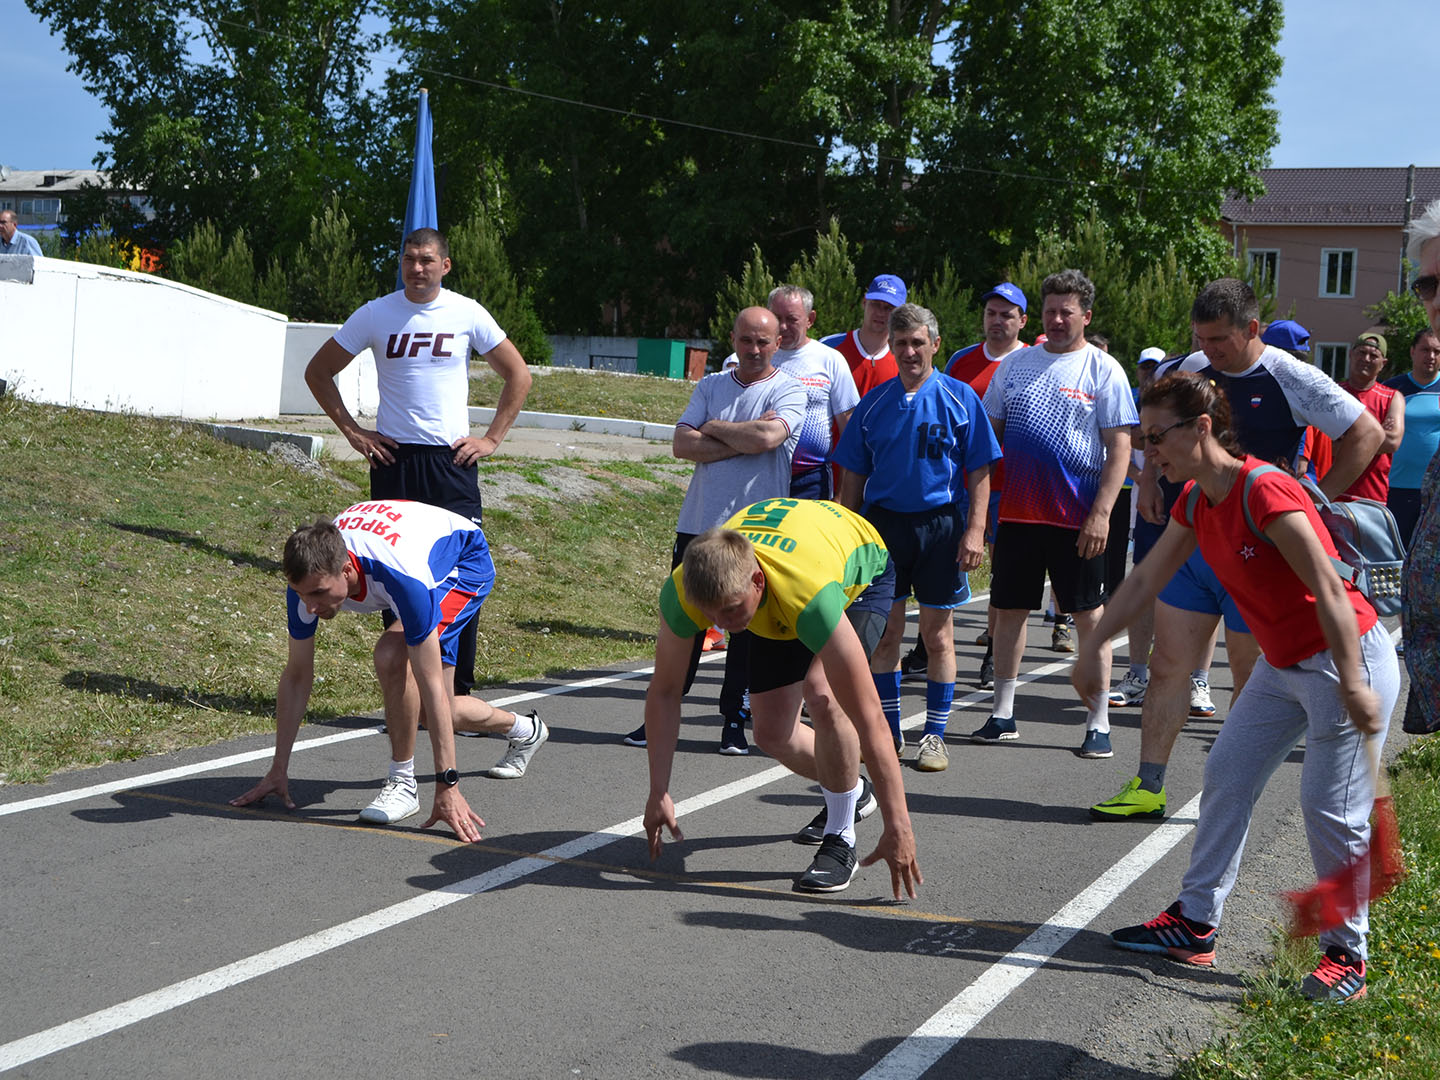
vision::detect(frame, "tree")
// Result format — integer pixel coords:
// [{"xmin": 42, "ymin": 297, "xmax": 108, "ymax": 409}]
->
[
  {"xmin": 785, "ymin": 219, "xmax": 862, "ymax": 339},
  {"xmin": 287, "ymin": 197, "xmax": 377, "ymax": 323},
  {"xmin": 912, "ymin": 259, "xmax": 978, "ymax": 356},
  {"xmin": 27, "ymin": 0, "xmax": 387, "ymax": 262},
  {"xmin": 166, "ymin": 221, "xmax": 260, "ymax": 305},
  {"xmin": 708, "ymin": 245, "xmax": 778, "ymax": 349},
  {"xmin": 446, "ymin": 209, "xmax": 552, "ymax": 366}
]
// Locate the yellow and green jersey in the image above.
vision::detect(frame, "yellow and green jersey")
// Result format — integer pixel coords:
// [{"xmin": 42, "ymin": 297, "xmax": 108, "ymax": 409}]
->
[{"xmin": 660, "ymin": 499, "xmax": 889, "ymax": 653}]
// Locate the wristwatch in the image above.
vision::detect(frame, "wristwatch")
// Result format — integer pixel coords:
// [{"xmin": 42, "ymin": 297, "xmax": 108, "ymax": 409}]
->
[{"xmin": 436, "ymin": 768, "xmax": 460, "ymax": 787}]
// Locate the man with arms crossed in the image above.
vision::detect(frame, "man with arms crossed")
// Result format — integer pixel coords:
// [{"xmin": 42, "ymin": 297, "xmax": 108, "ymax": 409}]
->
[
  {"xmin": 305, "ymin": 228, "xmax": 532, "ymax": 701},
  {"xmin": 835, "ymin": 303, "xmax": 1000, "ymax": 771},
  {"xmin": 1091, "ymin": 278, "xmax": 1384, "ymax": 820},
  {"xmin": 642, "ymin": 498, "xmax": 920, "ymax": 896},
  {"xmin": 976, "ymin": 270, "xmax": 1138, "ymax": 758},
  {"xmin": 231, "ymin": 500, "xmax": 546, "ymax": 837}
]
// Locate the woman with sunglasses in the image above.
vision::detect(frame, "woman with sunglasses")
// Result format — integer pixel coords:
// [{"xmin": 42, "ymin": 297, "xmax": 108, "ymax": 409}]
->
[{"xmin": 1072, "ymin": 371, "xmax": 1399, "ymax": 1002}]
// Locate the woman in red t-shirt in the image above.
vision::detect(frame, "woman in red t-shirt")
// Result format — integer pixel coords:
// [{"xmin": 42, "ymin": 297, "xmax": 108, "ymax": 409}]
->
[{"xmin": 1073, "ymin": 371, "xmax": 1400, "ymax": 1002}]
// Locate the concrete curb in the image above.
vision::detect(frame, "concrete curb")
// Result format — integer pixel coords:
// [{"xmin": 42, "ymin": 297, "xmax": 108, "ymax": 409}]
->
[
  {"xmin": 468, "ymin": 407, "xmax": 675, "ymax": 441},
  {"xmin": 195, "ymin": 423, "xmax": 324, "ymax": 460}
]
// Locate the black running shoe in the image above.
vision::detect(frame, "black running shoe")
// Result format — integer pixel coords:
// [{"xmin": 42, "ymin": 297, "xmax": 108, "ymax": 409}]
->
[
  {"xmin": 1300, "ymin": 945, "xmax": 1367, "ymax": 1001},
  {"xmin": 794, "ymin": 776, "xmax": 876, "ymax": 844},
  {"xmin": 718, "ymin": 719, "xmax": 749, "ymax": 755},
  {"xmin": 977, "ymin": 650, "xmax": 994, "ymax": 690},
  {"xmin": 1111, "ymin": 901, "xmax": 1217, "ymax": 966},
  {"xmin": 794, "ymin": 834, "xmax": 858, "ymax": 893},
  {"xmin": 622, "ymin": 724, "xmax": 647, "ymax": 747},
  {"xmin": 900, "ymin": 641, "xmax": 928, "ymax": 682}
]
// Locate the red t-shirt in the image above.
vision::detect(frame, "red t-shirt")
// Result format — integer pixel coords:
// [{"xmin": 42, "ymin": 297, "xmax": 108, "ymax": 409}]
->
[
  {"xmin": 1172, "ymin": 457, "xmax": 1376, "ymax": 668},
  {"xmin": 1339, "ymin": 381, "xmax": 1396, "ymax": 502},
  {"xmin": 945, "ymin": 342, "xmax": 1015, "ymax": 495},
  {"xmin": 832, "ymin": 330, "xmax": 898, "ymax": 399}
]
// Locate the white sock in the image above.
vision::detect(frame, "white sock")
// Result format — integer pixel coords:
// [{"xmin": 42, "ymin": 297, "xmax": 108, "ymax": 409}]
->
[
  {"xmin": 821, "ymin": 779, "xmax": 862, "ymax": 846},
  {"xmin": 993, "ymin": 677, "xmax": 1018, "ymax": 719},
  {"xmin": 503, "ymin": 712, "xmax": 534, "ymax": 741},
  {"xmin": 1087, "ymin": 695, "xmax": 1111, "ymax": 734},
  {"xmin": 388, "ymin": 757, "xmax": 416, "ymax": 787}
]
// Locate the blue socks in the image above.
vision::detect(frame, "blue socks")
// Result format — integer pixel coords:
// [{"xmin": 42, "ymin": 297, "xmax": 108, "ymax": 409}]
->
[
  {"xmin": 873, "ymin": 670, "xmax": 902, "ymax": 742},
  {"xmin": 924, "ymin": 680, "xmax": 954, "ymax": 738}
]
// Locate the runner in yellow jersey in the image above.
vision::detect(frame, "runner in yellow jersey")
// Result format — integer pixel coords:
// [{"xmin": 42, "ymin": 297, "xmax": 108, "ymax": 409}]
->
[{"xmin": 642, "ymin": 498, "xmax": 922, "ymax": 896}]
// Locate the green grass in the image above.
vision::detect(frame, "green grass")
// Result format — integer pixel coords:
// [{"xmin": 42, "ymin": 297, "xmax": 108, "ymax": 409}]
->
[
  {"xmin": 0, "ymin": 395, "xmax": 683, "ymax": 784},
  {"xmin": 1175, "ymin": 735, "xmax": 1440, "ymax": 1080},
  {"xmin": 469, "ymin": 367, "xmax": 696, "ymax": 424}
]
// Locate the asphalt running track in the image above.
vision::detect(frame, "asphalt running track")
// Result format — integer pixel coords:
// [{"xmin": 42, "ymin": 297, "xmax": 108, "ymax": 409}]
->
[{"xmin": 1, "ymin": 597, "xmax": 1408, "ymax": 1079}]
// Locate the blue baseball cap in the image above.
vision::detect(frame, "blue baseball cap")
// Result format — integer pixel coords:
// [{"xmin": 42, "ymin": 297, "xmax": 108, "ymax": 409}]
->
[
  {"xmin": 1261, "ymin": 319, "xmax": 1310, "ymax": 355},
  {"xmin": 864, "ymin": 274, "xmax": 907, "ymax": 305},
  {"xmin": 979, "ymin": 282, "xmax": 1027, "ymax": 312}
]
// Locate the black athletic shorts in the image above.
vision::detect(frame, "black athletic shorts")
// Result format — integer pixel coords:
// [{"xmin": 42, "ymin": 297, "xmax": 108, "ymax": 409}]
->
[
  {"xmin": 864, "ymin": 504, "xmax": 968, "ymax": 608},
  {"xmin": 370, "ymin": 443, "xmax": 484, "ymax": 524},
  {"xmin": 747, "ymin": 556, "xmax": 896, "ymax": 694},
  {"xmin": 990, "ymin": 521, "xmax": 1105, "ymax": 614}
]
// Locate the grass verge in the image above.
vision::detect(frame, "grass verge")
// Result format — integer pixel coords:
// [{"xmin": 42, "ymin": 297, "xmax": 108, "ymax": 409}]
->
[
  {"xmin": 469, "ymin": 367, "xmax": 697, "ymax": 423},
  {"xmin": 0, "ymin": 395, "xmax": 683, "ymax": 784},
  {"xmin": 1175, "ymin": 734, "xmax": 1440, "ymax": 1079}
]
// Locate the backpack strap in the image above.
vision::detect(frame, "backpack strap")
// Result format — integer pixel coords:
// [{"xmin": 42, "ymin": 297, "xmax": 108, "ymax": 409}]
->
[
  {"xmin": 1242, "ymin": 462, "xmax": 1366, "ymax": 588},
  {"xmin": 1184, "ymin": 481, "xmax": 1203, "ymax": 524},
  {"xmin": 1238, "ymin": 463, "xmax": 1284, "ymax": 545}
]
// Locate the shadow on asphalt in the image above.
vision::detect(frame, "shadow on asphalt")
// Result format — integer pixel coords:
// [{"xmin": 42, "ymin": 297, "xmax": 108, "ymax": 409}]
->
[{"xmin": 671, "ymin": 1035, "xmax": 1177, "ymax": 1079}]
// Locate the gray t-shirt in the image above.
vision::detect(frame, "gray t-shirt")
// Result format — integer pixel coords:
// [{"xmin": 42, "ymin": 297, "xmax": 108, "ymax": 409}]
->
[{"xmin": 675, "ymin": 367, "xmax": 806, "ymax": 534}]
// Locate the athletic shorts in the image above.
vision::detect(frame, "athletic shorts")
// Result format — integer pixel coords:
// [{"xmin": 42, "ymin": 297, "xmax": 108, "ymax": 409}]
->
[
  {"xmin": 1157, "ymin": 547, "xmax": 1250, "ymax": 632},
  {"xmin": 426, "ymin": 548, "xmax": 495, "ymax": 667},
  {"xmin": 1131, "ymin": 516, "xmax": 1166, "ymax": 566},
  {"xmin": 748, "ymin": 557, "xmax": 896, "ymax": 694},
  {"xmin": 864, "ymin": 504, "xmax": 971, "ymax": 609},
  {"xmin": 789, "ymin": 465, "xmax": 833, "ymax": 501},
  {"xmin": 1103, "ymin": 487, "xmax": 1133, "ymax": 598},
  {"xmin": 370, "ymin": 443, "xmax": 484, "ymax": 524},
  {"xmin": 989, "ymin": 521, "xmax": 1105, "ymax": 614},
  {"xmin": 1387, "ymin": 487, "xmax": 1422, "ymax": 551}
]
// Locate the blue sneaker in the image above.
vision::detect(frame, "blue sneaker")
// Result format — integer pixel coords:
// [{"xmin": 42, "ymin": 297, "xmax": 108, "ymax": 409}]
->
[
  {"xmin": 1079, "ymin": 729, "xmax": 1113, "ymax": 758},
  {"xmin": 970, "ymin": 715, "xmax": 1018, "ymax": 743}
]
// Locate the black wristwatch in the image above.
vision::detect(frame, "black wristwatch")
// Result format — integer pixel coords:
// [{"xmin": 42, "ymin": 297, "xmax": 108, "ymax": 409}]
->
[{"xmin": 436, "ymin": 768, "xmax": 460, "ymax": 787}]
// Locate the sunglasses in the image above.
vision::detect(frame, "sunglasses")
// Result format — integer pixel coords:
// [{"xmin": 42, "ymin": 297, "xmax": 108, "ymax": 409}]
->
[
  {"xmin": 1141, "ymin": 416, "xmax": 1200, "ymax": 446},
  {"xmin": 1413, "ymin": 275, "xmax": 1439, "ymax": 302}
]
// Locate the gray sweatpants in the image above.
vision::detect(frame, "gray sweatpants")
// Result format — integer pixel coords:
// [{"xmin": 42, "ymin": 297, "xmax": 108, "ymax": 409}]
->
[{"xmin": 1177, "ymin": 621, "xmax": 1400, "ymax": 960}]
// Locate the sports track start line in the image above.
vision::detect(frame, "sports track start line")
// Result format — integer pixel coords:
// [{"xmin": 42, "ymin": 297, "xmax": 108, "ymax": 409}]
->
[{"xmin": 3, "ymin": 598, "xmax": 1189, "ymax": 1078}]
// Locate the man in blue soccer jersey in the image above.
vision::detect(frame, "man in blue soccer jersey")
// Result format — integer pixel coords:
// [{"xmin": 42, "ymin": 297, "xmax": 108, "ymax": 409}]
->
[
  {"xmin": 833, "ymin": 303, "xmax": 1001, "ymax": 772},
  {"xmin": 231, "ymin": 500, "xmax": 547, "ymax": 842}
]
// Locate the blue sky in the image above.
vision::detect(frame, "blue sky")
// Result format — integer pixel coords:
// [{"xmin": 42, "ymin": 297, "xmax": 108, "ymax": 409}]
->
[{"xmin": 5, "ymin": 1, "xmax": 1435, "ymax": 172}]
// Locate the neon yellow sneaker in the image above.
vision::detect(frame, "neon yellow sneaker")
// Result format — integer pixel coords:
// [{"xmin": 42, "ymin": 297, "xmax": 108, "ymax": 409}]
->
[{"xmin": 1089, "ymin": 776, "xmax": 1166, "ymax": 821}]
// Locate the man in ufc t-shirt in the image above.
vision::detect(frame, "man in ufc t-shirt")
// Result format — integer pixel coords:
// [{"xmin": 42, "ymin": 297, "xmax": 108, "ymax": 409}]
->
[{"xmin": 304, "ymin": 227, "xmax": 533, "ymax": 698}]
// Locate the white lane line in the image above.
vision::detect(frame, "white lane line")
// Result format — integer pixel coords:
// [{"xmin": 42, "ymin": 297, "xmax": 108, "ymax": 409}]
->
[
  {"xmin": 860, "ymin": 792, "xmax": 1204, "ymax": 1080},
  {"xmin": 0, "ymin": 657, "xmax": 712, "ymax": 818},
  {"xmin": 0, "ymin": 765, "xmax": 792, "ymax": 1073}
]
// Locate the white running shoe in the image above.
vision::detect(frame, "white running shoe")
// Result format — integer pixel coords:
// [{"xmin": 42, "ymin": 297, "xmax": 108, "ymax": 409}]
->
[
  {"xmin": 1108, "ymin": 671, "xmax": 1149, "ymax": 707},
  {"xmin": 1189, "ymin": 676, "xmax": 1216, "ymax": 718},
  {"xmin": 915, "ymin": 732, "xmax": 949, "ymax": 772},
  {"xmin": 358, "ymin": 777, "xmax": 420, "ymax": 824},
  {"xmin": 486, "ymin": 712, "xmax": 549, "ymax": 779}
]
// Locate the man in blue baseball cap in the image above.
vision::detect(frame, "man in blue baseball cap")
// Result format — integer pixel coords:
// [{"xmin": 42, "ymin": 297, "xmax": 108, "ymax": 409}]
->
[
  {"xmin": 822, "ymin": 273, "xmax": 909, "ymax": 398},
  {"xmin": 1260, "ymin": 319, "xmax": 1310, "ymax": 358}
]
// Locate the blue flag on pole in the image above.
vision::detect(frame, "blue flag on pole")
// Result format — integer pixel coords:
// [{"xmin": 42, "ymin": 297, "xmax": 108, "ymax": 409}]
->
[{"xmin": 397, "ymin": 88, "xmax": 438, "ymax": 290}]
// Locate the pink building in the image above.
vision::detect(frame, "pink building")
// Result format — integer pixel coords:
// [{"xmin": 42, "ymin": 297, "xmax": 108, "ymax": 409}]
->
[{"xmin": 1221, "ymin": 167, "xmax": 1440, "ymax": 380}]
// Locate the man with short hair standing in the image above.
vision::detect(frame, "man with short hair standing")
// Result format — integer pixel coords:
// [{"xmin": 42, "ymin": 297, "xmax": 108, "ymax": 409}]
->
[
  {"xmin": 0, "ymin": 210, "xmax": 42, "ymax": 256},
  {"xmin": 822, "ymin": 274, "xmax": 907, "ymax": 398},
  {"xmin": 767, "ymin": 284, "xmax": 860, "ymax": 500},
  {"xmin": 1338, "ymin": 331, "xmax": 1404, "ymax": 503},
  {"xmin": 976, "ymin": 270, "xmax": 1138, "ymax": 758},
  {"xmin": 835, "ymin": 304, "xmax": 1000, "ymax": 771},
  {"xmin": 305, "ymin": 228, "xmax": 533, "ymax": 703},
  {"xmin": 623, "ymin": 307, "xmax": 806, "ymax": 754}
]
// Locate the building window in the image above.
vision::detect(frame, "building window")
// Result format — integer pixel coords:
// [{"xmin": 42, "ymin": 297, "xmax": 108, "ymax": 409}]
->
[
  {"xmin": 1319, "ymin": 249, "xmax": 1356, "ymax": 298},
  {"xmin": 1249, "ymin": 249, "xmax": 1280, "ymax": 292},
  {"xmin": 1317, "ymin": 343, "xmax": 1349, "ymax": 381}
]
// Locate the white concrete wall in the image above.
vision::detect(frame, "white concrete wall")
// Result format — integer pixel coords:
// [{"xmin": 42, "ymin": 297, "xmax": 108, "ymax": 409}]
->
[
  {"xmin": 281, "ymin": 323, "xmax": 379, "ymax": 416},
  {"xmin": 0, "ymin": 258, "xmax": 288, "ymax": 420}
]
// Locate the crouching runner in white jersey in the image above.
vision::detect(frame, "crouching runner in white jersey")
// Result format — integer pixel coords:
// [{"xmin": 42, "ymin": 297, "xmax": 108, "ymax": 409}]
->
[{"xmin": 230, "ymin": 500, "xmax": 548, "ymax": 841}]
